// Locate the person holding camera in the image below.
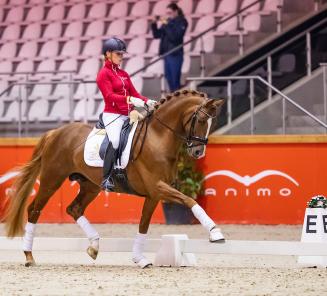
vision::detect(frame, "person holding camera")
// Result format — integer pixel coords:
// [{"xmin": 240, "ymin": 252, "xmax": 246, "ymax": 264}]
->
[{"xmin": 151, "ymin": 2, "xmax": 188, "ymax": 92}]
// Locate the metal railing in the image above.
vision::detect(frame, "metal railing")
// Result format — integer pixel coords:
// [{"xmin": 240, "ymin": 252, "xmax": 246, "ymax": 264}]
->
[
  {"xmin": 321, "ymin": 63, "xmax": 327, "ymax": 125},
  {"xmin": 187, "ymin": 75, "xmax": 327, "ymax": 134}
]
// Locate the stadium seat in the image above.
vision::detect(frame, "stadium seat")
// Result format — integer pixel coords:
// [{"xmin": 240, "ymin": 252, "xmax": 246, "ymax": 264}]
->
[
  {"xmin": 73, "ymin": 98, "xmax": 96, "ymax": 121},
  {"xmin": 147, "ymin": 39, "xmax": 160, "ymax": 55},
  {"xmin": 243, "ymin": 14, "xmax": 261, "ymax": 32},
  {"xmin": 65, "ymin": 22, "xmax": 84, "ymax": 38},
  {"xmin": 178, "ymin": 0, "xmax": 194, "ymax": 15},
  {"xmin": 241, "ymin": 0, "xmax": 261, "ymax": 12},
  {"xmin": 218, "ymin": 0, "xmax": 238, "ymax": 14},
  {"xmin": 0, "ymin": 42, "xmax": 17, "ymax": 59},
  {"xmin": 37, "ymin": 59, "xmax": 56, "ymax": 73},
  {"xmin": 22, "ymin": 23, "xmax": 42, "ymax": 40},
  {"xmin": 124, "ymin": 57, "xmax": 145, "ymax": 75},
  {"xmin": 61, "ymin": 40, "xmax": 81, "ymax": 57},
  {"xmin": 67, "ymin": 3, "xmax": 86, "ymax": 20},
  {"xmin": 1, "ymin": 24, "xmax": 20, "ymax": 41},
  {"xmin": 47, "ymin": 98, "xmax": 70, "ymax": 121},
  {"xmin": 218, "ymin": 16, "xmax": 238, "ymax": 32},
  {"xmin": 131, "ymin": 0, "xmax": 150, "ymax": 17},
  {"xmin": 29, "ymin": 0, "xmax": 47, "ymax": 4},
  {"xmin": 19, "ymin": 41, "xmax": 38, "ymax": 58},
  {"xmin": 9, "ymin": 0, "xmax": 26, "ymax": 5},
  {"xmin": 5, "ymin": 7, "xmax": 24, "ymax": 22},
  {"xmin": 26, "ymin": 6, "xmax": 45, "ymax": 22},
  {"xmin": 109, "ymin": 2, "xmax": 128, "ymax": 18},
  {"xmin": 28, "ymin": 98, "xmax": 49, "ymax": 121},
  {"xmin": 43, "ymin": 23, "xmax": 62, "ymax": 39},
  {"xmin": 0, "ymin": 61, "xmax": 12, "ymax": 74},
  {"xmin": 39, "ymin": 41, "xmax": 59, "ymax": 58},
  {"xmin": 127, "ymin": 37, "xmax": 147, "ymax": 55},
  {"xmin": 28, "ymin": 84, "xmax": 52, "ymax": 101},
  {"xmin": 58, "ymin": 59, "xmax": 78, "ymax": 72},
  {"xmin": 82, "ymin": 39, "xmax": 102, "ymax": 56},
  {"xmin": 2, "ymin": 100, "xmax": 27, "ymax": 122},
  {"xmin": 106, "ymin": 19, "xmax": 126, "ymax": 36},
  {"xmin": 78, "ymin": 58, "xmax": 101, "ymax": 79},
  {"xmin": 0, "ymin": 98, "xmax": 4, "ymax": 118},
  {"xmin": 47, "ymin": 5, "xmax": 65, "ymax": 21},
  {"xmin": 88, "ymin": 2, "xmax": 108, "ymax": 19},
  {"xmin": 74, "ymin": 82, "xmax": 97, "ymax": 100},
  {"xmin": 195, "ymin": 0, "xmax": 216, "ymax": 15},
  {"xmin": 16, "ymin": 60, "xmax": 34, "ymax": 73},
  {"xmin": 85, "ymin": 21, "xmax": 105, "ymax": 37},
  {"xmin": 194, "ymin": 33, "xmax": 215, "ymax": 53},
  {"xmin": 144, "ymin": 57, "xmax": 164, "ymax": 77},
  {"xmin": 128, "ymin": 18, "xmax": 149, "ymax": 35},
  {"xmin": 152, "ymin": 0, "xmax": 169, "ymax": 16},
  {"xmin": 130, "ymin": 76, "xmax": 144, "ymax": 94}
]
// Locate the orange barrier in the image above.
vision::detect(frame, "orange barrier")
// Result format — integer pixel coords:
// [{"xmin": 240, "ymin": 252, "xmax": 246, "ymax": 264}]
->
[{"xmin": 1, "ymin": 135, "xmax": 327, "ymax": 224}]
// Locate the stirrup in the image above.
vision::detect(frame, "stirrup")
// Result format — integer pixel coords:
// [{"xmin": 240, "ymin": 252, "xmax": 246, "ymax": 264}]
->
[{"xmin": 101, "ymin": 178, "xmax": 115, "ymax": 192}]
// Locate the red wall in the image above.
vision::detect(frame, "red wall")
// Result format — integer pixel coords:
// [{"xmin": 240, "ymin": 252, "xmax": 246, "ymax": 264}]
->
[{"xmin": 1, "ymin": 136, "xmax": 326, "ymax": 224}]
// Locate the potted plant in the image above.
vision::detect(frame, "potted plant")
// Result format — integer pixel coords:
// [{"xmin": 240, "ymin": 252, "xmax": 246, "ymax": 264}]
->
[{"xmin": 162, "ymin": 145, "xmax": 204, "ymax": 224}]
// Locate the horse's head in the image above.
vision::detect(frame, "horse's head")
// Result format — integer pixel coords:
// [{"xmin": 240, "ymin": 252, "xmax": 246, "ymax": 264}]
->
[{"xmin": 183, "ymin": 98, "xmax": 225, "ymax": 159}]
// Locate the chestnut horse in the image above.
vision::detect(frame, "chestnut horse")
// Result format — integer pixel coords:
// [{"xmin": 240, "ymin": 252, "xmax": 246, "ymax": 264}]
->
[{"xmin": 4, "ymin": 90, "xmax": 225, "ymax": 268}]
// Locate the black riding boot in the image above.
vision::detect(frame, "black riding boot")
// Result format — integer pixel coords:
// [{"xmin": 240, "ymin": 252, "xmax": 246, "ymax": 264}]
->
[{"xmin": 101, "ymin": 143, "xmax": 117, "ymax": 192}]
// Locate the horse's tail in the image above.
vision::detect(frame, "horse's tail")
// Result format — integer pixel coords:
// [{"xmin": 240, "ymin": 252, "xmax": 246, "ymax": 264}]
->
[{"xmin": 4, "ymin": 132, "xmax": 49, "ymax": 238}]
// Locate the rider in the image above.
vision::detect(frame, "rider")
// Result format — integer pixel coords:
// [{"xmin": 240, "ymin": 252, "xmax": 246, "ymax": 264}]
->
[{"xmin": 96, "ymin": 37, "xmax": 156, "ymax": 191}]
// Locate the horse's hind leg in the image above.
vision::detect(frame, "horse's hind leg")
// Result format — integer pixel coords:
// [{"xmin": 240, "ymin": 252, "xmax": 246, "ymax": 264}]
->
[
  {"xmin": 66, "ymin": 177, "xmax": 101, "ymax": 260},
  {"xmin": 24, "ymin": 174, "xmax": 67, "ymax": 267}
]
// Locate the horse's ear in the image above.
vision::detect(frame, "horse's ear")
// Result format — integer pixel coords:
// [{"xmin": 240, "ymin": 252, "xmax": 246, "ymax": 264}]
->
[{"xmin": 205, "ymin": 99, "xmax": 225, "ymax": 108}]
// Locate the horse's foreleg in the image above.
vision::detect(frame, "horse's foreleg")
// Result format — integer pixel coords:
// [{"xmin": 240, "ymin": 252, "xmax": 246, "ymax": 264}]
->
[
  {"xmin": 157, "ymin": 181, "xmax": 225, "ymax": 242},
  {"xmin": 66, "ymin": 179, "xmax": 101, "ymax": 260},
  {"xmin": 132, "ymin": 198, "xmax": 159, "ymax": 268}
]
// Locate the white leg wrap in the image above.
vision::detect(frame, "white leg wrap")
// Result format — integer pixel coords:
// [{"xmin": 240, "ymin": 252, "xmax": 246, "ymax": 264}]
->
[
  {"xmin": 191, "ymin": 204, "xmax": 216, "ymax": 232},
  {"xmin": 132, "ymin": 232, "xmax": 147, "ymax": 263},
  {"xmin": 22, "ymin": 222, "xmax": 36, "ymax": 252},
  {"xmin": 76, "ymin": 216, "xmax": 100, "ymax": 242}
]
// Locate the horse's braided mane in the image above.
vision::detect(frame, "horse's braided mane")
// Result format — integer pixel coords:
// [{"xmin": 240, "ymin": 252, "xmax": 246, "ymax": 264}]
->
[{"xmin": 153, "ymin": 89, "xmax": 208, "ymax": 110}]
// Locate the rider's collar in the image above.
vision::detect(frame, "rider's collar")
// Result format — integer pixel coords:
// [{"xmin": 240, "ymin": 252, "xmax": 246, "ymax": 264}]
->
[{"xmin": 105, "ymin": 59, "xmax": 119, "ymax": 70}]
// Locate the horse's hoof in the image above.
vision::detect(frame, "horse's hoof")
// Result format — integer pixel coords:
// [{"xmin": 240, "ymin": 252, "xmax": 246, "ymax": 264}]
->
[
  {"xmin": 134, "ymin": 258, "xmax": 152, "ymax": 269},
  {"xmin": 209, "ymin": 227, "xmax": 225, "ymax": 243},
  {"xmin": 25, "ymin": 260, "xmax": 36, "ymax": 267},
  {"xmin": 87, "ymin": 246, "xmax": 98, "ymax": 260}
]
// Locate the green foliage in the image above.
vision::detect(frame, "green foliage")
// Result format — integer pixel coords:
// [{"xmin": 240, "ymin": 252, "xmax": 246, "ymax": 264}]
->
[{"xmin": 174, "ymin": 145, "xmax": 204, "ymax": 199}]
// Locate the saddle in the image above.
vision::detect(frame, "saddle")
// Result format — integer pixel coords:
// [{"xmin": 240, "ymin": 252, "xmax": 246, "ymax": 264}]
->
[{"xmin": 85, "ymin": 113, "xmax": 138, "ymax": 195}]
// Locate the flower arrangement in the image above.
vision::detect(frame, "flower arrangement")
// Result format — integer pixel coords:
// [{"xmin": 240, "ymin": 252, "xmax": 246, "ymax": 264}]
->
[{"xmin": 307, "ymin": 195, "xmax": 327, "ymax": 208}]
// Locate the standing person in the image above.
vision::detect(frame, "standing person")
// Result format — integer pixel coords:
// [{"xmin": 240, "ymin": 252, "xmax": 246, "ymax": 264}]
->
[
  {"xmin": 96, "ymin": 37, "xmax": 156, "ymax": 191},
  {"xmin": 151, "ymin": 2, "xmax": 188, "ymax": 92}
]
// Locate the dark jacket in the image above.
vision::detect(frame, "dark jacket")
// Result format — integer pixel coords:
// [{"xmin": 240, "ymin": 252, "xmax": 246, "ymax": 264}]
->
[{"xmin": 151, "ymin": 15, "xmax": 188, "ymax": 56}]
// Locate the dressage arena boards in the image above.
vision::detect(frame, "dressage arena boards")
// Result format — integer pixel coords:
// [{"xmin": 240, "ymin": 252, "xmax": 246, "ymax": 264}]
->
[{"xmin": 0, "ymin": 224, "xmax": 327, "ymax": 296}]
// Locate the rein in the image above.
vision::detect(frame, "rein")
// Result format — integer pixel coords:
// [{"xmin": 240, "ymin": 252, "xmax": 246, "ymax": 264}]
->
[{"xmin": 131, "ymin": 102, "xmax": 215, "ymax": 162}]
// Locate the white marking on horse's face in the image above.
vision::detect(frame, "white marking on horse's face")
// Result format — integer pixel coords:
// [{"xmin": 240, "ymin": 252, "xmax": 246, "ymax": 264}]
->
[{"xmin": 199, "ymin": 117, "xmax": 212, "ymax": 158}]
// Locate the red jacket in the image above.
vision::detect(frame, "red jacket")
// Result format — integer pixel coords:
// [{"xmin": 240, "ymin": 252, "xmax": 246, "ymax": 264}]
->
[{"xmin": 96, "ymin": 60, "xmax": 148, "ymax": 115}]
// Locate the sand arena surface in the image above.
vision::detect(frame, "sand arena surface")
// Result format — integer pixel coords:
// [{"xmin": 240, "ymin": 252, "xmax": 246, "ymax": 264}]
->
[{"xmin": 0, "ymin": 224, "xmax": 326, "ymax": 296}]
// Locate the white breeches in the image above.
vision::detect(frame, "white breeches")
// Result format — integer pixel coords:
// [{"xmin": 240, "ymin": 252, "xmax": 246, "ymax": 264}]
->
[{"xmin": 102, "ymin": 112, "xmax": 128, "ymax": 149}]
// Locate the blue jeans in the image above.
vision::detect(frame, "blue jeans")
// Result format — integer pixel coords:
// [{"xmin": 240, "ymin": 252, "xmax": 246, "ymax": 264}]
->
[{"xmin": 164, "ymin": 54, "xmax": 183, "ymax": 92}]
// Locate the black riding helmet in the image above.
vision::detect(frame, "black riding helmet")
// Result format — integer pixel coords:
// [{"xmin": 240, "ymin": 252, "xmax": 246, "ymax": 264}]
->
[{"xmin": 102, "ymin": 37, "xmax": 127, "ymax": 55}]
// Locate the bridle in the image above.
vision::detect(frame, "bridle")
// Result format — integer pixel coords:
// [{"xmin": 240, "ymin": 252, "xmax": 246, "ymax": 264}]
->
[
  {"xmin": 131, "ymin": 101, "xmax": 216, "ymax": 162},
  {"xmin": 152, "ymin": 102, "xmax": 215, "ymax": 148}
]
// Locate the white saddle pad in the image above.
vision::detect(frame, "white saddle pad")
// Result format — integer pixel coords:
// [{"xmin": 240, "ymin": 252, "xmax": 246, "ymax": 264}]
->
[{"xmin": 84, "ymin": 122, "xmax": 138, "ymax": 169}]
